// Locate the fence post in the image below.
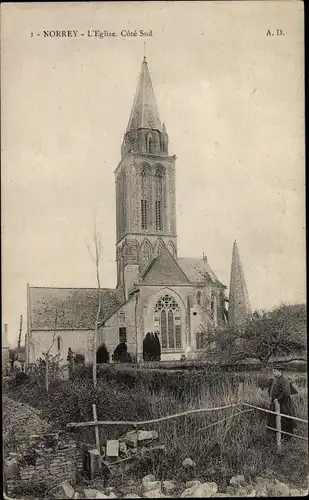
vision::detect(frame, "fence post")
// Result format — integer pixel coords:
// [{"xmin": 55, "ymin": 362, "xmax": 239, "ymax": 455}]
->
[
  {"xmin": 92, "ymin": 404, "xmax": 100, "ymax": 452},
  {"xmin": 274, "ymin": 399, "xmax": 282, "ymax": 451}
]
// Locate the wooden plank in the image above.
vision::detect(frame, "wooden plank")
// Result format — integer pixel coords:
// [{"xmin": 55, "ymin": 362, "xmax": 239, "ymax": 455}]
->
[
  {"xmin": 266, "ymin": 426, "xmax": 308, "ymax": 441},
  {"xmin": 274, "ymin": 399, "xmax": 282, "ymax": 452},
  {"xmin": 66, "ymin": 402, "xmax": 308, "ymax": 433},
  {"xmin": 66, "ymin": 403, "xmax": 240, "ymax": 428},
  {"xmin": 92, "ymin": 404, "xmax": 100, "ymax": 452}
]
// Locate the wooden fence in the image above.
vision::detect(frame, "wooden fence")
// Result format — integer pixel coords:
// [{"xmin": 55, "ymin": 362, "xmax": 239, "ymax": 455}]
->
[{"xmin": 66, "ymin": 400, "xmax": 308, "ymax": 454}]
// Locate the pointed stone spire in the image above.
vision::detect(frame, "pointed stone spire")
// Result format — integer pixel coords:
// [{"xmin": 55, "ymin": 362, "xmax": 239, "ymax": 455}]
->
[
  {"xmin": 126, "ymin": 58, "xmax": 161, "ymax": 132},
  {"xmin": 228, "ymin": 240, "xmax": 251, "ymax": 329},
  {"xmin": 162, "ymin": 122, "xmax": 167, "ymax": 134}
]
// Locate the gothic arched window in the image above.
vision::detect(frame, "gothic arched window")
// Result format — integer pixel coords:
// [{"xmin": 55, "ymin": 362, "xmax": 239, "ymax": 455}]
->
[
  {"xmin": 154, "ymin": 295, "xmax": 181, "ymax": 349},
  {"xmin": 156, "ymin": 239, "xmax": 164, "ymax": 256},
  {"xmin": 155, "ymin": 169, "xmax": 163, "ymax": 231},
  {"xmin": 196, "ymin": 325, "xmax": 207, "ymax": 350},
  {"xmin": 140, "ymin": 169, "xmax": 148, "ymax": 230},
  {"xmin": 211, "ymin": 293, "xmax": 215, "ymax": 319},
  {"xmin": 167, "ymin": 241, "xmax": 176, "ymax": 257},
  {"xmin": 141, "ymin": 239, "xmax": 152, "ymax": 261},
  {"xmin": 146, "ymin": 133, "xmax": 154, "ymax": 153},
  {"xmin": 163, "ymin": 133, "xmax": 168, "ymax": 153},
  {"xmin": 196, "ymin": 291, "xmax": 202, "ymax": 306},
  {"xmin": 57, "ymin": 336, "xmax": 62, "ymax": 352}
]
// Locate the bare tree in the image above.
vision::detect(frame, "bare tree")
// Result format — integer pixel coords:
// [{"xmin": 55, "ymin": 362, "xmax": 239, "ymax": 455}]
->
[
  {"xmin": 43, "ymin": 309, "xmax": 58, "ymax": 393},
  {"xmin": 18, "ymin": 314, "xmax": 23, "ymax": 348},
  {"xmin": 87, "ymin": 211, "xmax": 103, "ymax": 388}
]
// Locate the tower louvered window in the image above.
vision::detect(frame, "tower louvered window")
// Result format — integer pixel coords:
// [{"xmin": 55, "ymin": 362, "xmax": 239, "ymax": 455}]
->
[
  {"xmin": 141, "ymin": 169, "xmax": 148, "ymax": 230},
  {"xmin": 155, "ymin": 169, "xmax": 163, "ymax": 230}
]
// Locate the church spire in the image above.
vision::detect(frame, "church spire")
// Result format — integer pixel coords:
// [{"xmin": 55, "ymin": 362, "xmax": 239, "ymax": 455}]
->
[
  {"xmin": 228, "ymin": 240, "xmax": 252, "ymax": 329},
  {"xmin": 126, "ymin": 58, "xmax": 161, "ymax": 132}
]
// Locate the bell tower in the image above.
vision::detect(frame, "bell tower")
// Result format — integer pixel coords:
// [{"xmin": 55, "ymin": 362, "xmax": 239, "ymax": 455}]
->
[{"xmin": 115, "ymin": 57, "xmax": 178, "ymax": 296}]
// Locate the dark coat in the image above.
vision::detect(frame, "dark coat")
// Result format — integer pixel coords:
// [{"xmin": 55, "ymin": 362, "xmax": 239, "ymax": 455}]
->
[
  {"xmin": 267, "ymin": 375, "xmax": 296, "ymax": 434},
  {"xmin": 143, "ymin": 333, "xmax": 151, "ymax": 361}
]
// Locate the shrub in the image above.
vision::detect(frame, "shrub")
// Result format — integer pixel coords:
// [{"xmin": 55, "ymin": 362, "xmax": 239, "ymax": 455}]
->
[
  {"xmin": 74, "ymin": 353, "xmax": 85, "ymax": 364},
  {"xmin": 4, "ymin": 367, "xmax": 308, "ymax": 490},
  {"xmin": 8, "ymin": 371, "xmax": 30, "ymax": 386}
]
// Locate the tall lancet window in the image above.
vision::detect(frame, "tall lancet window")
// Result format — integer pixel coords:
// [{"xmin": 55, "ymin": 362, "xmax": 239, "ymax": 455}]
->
[
  {"xmin": 155, "ymin": 169, "xmax": 163, "ymax": 231},
  {"xmin": 140, "ymin": 169, "xmax": 148, "ymax": 230},
  {"xmin": 154, "ymin": 295, "xmax": 182, "ymax": 350},
  {"xmin": 146, "ymin": 133, "xmax": 154, "ymax": 154}
]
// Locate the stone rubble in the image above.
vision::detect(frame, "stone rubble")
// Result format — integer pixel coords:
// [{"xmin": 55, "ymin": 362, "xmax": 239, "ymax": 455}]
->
[
  {"xmin": 5, "ymin": 411, "xmax": 308, "ymax": 500},
  {"xmin": 229, "ymin": 474, "xmax": 246, "ymax": 487},
  {"xmin": 31, "ymin": 471, "xmax": 309, "ymax": 499},
  {"xmin": 100, "ymin": 428, "xmax": 160, "ymax": 465},
  {"xmin": 182, "ymin": 458, "xmax": 197, "ymax": 468}
]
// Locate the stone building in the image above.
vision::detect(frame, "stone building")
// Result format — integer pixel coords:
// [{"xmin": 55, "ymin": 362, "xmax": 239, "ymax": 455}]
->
[{"xmin": 26, "ymin": 57, "xmax": 251, "ymax": 364}]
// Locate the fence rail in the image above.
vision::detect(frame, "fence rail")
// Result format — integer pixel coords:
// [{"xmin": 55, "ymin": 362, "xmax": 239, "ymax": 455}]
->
[
  {"xmin": 66, "ymin": 401, "xmax": 308, "ymax": 428},
  {"xmin": 66, "ymin": 399, "xmax": 308, "ymax": 450}
]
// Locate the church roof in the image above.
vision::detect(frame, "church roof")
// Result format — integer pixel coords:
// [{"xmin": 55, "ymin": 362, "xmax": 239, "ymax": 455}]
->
[
  {"xmin": 177, "ymin": 258, "xmax": 226, "ymax": 287},
  {"xmin": 126, "ymin": 57, "xmax": 162, "ymax": 132},
  {"xmin": 28, "ymin": 287, "xmax": 124, "ymax": 330},
  {"xmin": 140, "ymin": 246, "xmax": 191, "ymax": 285},
  {"xmin": 228, "ymin": 240, "xmax": 252, "ymax": 328}
]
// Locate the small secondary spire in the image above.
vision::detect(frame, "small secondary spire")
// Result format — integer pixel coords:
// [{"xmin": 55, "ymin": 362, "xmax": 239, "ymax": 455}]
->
[{"xmin": 228, "ymin": 240, "xmax": 251, "ymax": 329}]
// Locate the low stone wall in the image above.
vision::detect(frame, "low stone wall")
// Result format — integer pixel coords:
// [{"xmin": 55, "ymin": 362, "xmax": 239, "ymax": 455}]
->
[{"xmin": 5, "ymin": 432, "xmax": 84, "ymax": 496}]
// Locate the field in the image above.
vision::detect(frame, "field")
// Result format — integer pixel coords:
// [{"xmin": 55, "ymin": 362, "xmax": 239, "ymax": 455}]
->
[{"xmin": 4, "ymin": 365, "xmax": 308, "ymax": 495}]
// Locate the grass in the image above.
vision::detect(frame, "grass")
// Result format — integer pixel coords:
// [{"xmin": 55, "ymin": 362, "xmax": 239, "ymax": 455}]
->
[{"xmin": 4, "ymin": 369, "xmax": 308, "ymax": 492}]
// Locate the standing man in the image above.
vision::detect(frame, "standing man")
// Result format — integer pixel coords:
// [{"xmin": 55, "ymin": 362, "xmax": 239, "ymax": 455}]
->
[
  {"xmin": 67, "ymin": 347, "xmax": 74, "ymax": 379},
  {"xmin": 267, "ymin": 367, "xmax": 296, "ymax": 439}
]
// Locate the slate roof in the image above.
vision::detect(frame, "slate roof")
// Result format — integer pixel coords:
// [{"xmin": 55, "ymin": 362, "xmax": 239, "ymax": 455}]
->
[
  {"xmin": 29, "ymin": 287, "xmax": 124, "ymax": 330},
  {"xmin": 177, "ymin": 258, "xmax": 226, "ymax": 287},
  {"xmin": 126, "ymin": 57, "xmax": 162, "ymax": 132},
  {"xmin": 140, "ymin": 246, "xmax": 190, "ymax": 285}
]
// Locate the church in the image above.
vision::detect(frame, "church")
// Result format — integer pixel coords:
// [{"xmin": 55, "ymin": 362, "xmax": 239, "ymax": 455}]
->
[{"xmin": 26, "ymin": 57, "xmax": 251, "ymax": 365}]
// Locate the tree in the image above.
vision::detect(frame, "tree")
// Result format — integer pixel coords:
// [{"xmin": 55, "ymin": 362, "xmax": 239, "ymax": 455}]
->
[
  {"xmin": 32, "ymin": 352, "xmax": 62, "ymax": 389},
  {"xmin": 112, "ymin": 342, "xmax": 132, "ymax": 363},
  {"xmin": 97, "ymin": 343, "xmax": 109, "ymax": 363},
  {"xmin": 87, "ymin": 211, "xmax": 103, "ymax": 388},
  {"xmin": 200, "ymin": 303, "xmax": 307, "ymax": 367}
]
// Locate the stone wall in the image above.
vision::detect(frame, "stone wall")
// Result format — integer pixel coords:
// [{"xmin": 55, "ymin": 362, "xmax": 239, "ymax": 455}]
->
[
  {"xmin": 99, "ymin": 296, "xmax": 137, "ymax": 359},
  {"xmin": 28, "ymin": 329, "xmax": 95, "ymax": 365},
  {"xmin": 5, "ymin": 432, "xmax": 84, "ymax": 496}
]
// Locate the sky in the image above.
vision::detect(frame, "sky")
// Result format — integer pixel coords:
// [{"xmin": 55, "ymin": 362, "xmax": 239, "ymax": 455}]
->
[{"xmin": 2, "ymin": 1, "xmax": 305, "ymax": 346}]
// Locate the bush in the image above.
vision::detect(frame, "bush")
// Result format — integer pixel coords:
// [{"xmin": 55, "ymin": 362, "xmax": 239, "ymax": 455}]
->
[
  {"xmin": 4, "ymin": 367, "xmax": 308, "ymax": 490},
  {"xmin": 74, "ymin": 353, "xmax": 85, "ymax": 364},
  {"xmin": 9, "ymin": 371, "xmax": 30, "ymax": 386}
]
